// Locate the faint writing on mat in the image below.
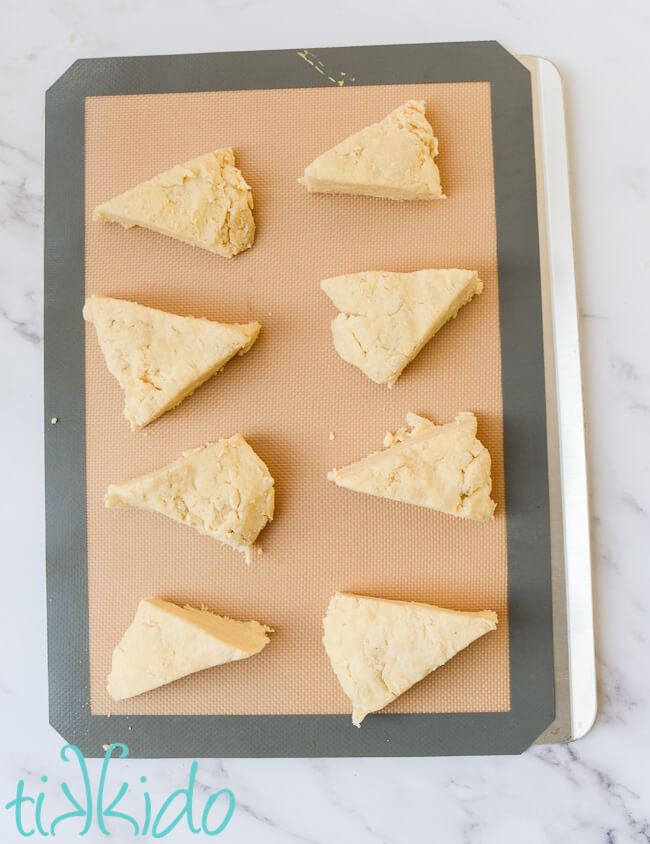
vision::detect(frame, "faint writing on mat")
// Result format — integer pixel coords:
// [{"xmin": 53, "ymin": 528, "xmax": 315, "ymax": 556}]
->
[{"xmin": 297, "ymin": 49, "xmax": 355, "ymax": 86}]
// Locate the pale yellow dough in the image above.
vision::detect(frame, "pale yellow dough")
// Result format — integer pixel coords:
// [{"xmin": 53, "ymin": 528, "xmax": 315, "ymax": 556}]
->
[
  {"xmin": 328, "ymin": 412, "xmax": 496, "ymax": 521},
  {"xmin": 321, "ymin": 269, "xmax": 482, "ymax": 385},
  {"xmin": 83, "ymin": 296, "xmax": 260, "ymax": 430},
  {"xmin": 300, "ymin": 100, "xmax": 443, "ymax": 200},
  {"xmin": 106, "ymin": 435, "xmax": 274, "ymax": 558},
  {"xmin": 323, "ymin": 592, "xmax": 497, "ymax": 726},
  {"xmin": 93, "ymin": 148, "xmax": 255, "ymax": 257},
  {"xmin": 108, "ymin": 599, "xmax": 271, "ymax": 701}
]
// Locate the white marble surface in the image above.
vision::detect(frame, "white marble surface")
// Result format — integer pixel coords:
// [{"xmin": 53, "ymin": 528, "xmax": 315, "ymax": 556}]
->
[{"xmin": 1, "ymin": 0, "xmax": 649, "ymax": 840}]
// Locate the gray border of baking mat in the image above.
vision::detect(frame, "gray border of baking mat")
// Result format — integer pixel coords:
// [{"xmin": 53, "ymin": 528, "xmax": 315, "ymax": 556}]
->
[{"xmin": 44, "ymin": 41, "xmax": 554, "ymax": 757}]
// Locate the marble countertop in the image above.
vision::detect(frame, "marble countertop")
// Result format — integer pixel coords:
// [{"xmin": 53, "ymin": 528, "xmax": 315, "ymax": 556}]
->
[{"xmin": 2, "ymin": 0, "xmax": 649, "ymax": 840}]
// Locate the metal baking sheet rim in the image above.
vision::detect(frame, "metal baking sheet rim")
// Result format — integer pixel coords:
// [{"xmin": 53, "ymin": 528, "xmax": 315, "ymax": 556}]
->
[
  {"xmin": 520, "ymin": 55, "xmax": 597, "ymax": 744},
  {"xmin": 43, "ymin": 41, "xmax": 561, "ymax": 757}
]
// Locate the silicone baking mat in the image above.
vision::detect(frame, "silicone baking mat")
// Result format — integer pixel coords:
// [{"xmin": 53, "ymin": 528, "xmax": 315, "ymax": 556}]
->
[
  {"xmin": 84, "ymin": 82, "xmax": 508, "ymax": 717},
  {"xmin": 45, "ymin": 43, "xmax": 554, "ymax": 756}
]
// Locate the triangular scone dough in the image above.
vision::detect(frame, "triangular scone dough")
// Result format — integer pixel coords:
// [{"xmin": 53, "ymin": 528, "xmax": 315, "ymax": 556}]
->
[
  {"xmin": 321, "ymin": 269, "xmax": 482, "ymax": 385},
  {"xmin": 328, "ymin": 412, "xmax": 496, "ymax": 521},
  {"xmin": 300, "ymin": 101, "xmax": 443, "ymax": 200},
  {"xmin": 93, "ymin": 148, "xmax": 255, "ymax": 257},
  {"xmin": 84, "ymin": 296, "xmax": 260, "ymax": 430},
  {"xmin": 323, "ymin": 592, "xmax": 497, "ymax": 726},
  {"xmin": 108, "ymin": 599, "xmax": 272, "ymax": 701},
  {"xmin": 105, "ymin": 435, "xmax": 274, "ymax": 558}
]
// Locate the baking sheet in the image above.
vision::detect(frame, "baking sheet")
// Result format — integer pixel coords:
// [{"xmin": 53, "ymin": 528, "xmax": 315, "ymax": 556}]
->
[
  {"xmin": 44, "ymin": 42, "xmax": 555, "ymax": 756},
  {"xmin": 84, "ymin": 83, "xmax": 509, "ymax": 717}
]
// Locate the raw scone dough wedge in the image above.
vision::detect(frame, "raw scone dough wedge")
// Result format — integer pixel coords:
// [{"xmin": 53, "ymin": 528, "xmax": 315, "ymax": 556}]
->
[
  {"xmin": 108, "ymin": 599, "xmax": 272, "ymax": 701},
  {"xmin": 106, "ymin": 435, "xmax": 274, "ymax": 559},
  {"xmin": 84, "ymin": 296, "xmax": 260, "ymax": 430},
  {"xmin": 321, "ymin": 269, "xmax": 482, "ymax": 385},
  {"xmin": 328, "ymin": 412, "xmax": 496, "ymax": 521},
  {"xmin": 93, "ymin": 148, "xmax": 255, "ymax": 257},
  {"xmin": 323, "ymin": 592, "xmax": 497, "ymax": 726},
  {"xmin": 300, "ymin": 100, "xmax": 443, "ymax": 200}
]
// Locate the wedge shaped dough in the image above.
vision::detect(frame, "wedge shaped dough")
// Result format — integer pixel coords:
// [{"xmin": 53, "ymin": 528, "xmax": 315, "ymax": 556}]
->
[
  {"xmin": 321, "ymin": 269, "xmax": 482, "ymax": 385},
  {"xmin": 300, "ymin": 100, "xmax": 443, "ymax": 200},
  {"xmin": 106, "ymin": 435, "xmax": 274, "ymax": 558},
  {"xmin": 108, "ymin": 599, "xmax": 271, "ymax": 701},
  {"xmin": 84, "ymin": 296, "xmax": 260, "ymax": 430},
  {"xmin": 93, "ymin": 148, "xmax": 255, "ymax": 257},
  {"xmin": 328, "ymin": 412, "xmax": 496, "ymax": 521},
  {"xmin": 323, "ymin": 592, "xmax": 497, "ymax": 726}
]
